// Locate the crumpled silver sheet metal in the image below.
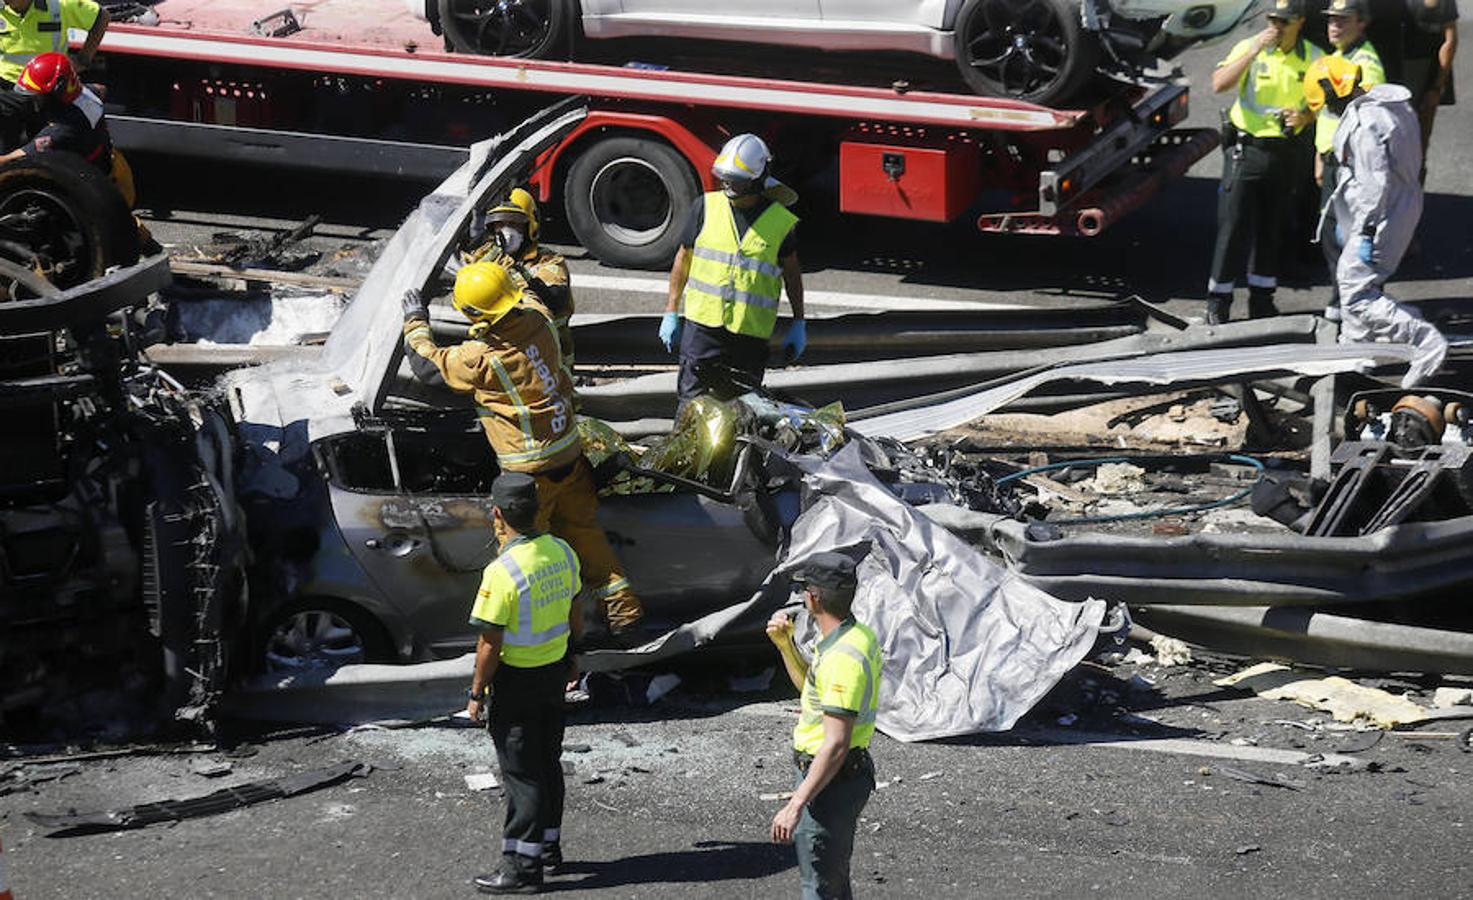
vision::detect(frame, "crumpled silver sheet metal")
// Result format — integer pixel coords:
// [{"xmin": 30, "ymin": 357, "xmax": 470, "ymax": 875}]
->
[
  {"xmin": 850, "ymin": 341, "xmax": 1415, "ymax": 443},
  {"xmin": 782, "ymin": 443, "xmax": 1106, "ymax": 741}
]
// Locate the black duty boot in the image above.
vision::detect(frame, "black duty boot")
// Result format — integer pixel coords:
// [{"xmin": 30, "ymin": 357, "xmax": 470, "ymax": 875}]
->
[
  {"xmin": 1205, "ymin": 293, "xmax": 1232, "ymax": 325},
  {"xmin": 540, "ymin": 842, "xmax": 563, "ymax": 873},
  {"xmin": 1247, "ymin": 288, "xmax": 1279, "ymax": 319},
  {"xmin": 475, "ymin": 866, "xmax": 543, "ymax": 895}
]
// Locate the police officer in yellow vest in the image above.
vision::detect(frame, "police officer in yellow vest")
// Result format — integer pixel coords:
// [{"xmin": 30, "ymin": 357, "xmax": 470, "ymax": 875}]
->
[
  {"xmin": 1206, "ymin": 0, "xmax": 1323, "ymax": 324},
  {"xmin": 766, "ymin": 552, "xmax": 881, "ymax": 900},
  {"xmin": 662, "ymin": 133, "xmax": 805, "ymax": 403},
  {"xmin": 0, "ymin": 0, "xmax": 107, "ymax": 147},
  {"xmin": 1315, "ymin": 0, "xmax": 1384, "ymax": 320},
  {"xmin": 466, "ymin": 472, "xmax": 581, "ymax": 895}
]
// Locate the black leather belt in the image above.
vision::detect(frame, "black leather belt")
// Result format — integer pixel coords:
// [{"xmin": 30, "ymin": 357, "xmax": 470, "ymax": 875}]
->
[
  {"xmin": 793, "ymin": 747, "xmax": 873, "ymax": 779},
  {"xmin": 1236, "ymin": 133, "xmax": 1295, "ymax": 150}
]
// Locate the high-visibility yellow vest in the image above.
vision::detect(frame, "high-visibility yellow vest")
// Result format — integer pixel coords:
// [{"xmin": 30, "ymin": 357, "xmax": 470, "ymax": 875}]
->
[
  {"xmin": 683, "ymin": 192, "xmax": 797, "ymax": 341},
  {"xmin": 1222, "ymin": 37, "xmax": 1323, "ymax": 139},
  {"xmin": 470, "ymin": 533, "xmax": 580, "ymax": 668},
  {"xmin": 0, "ymin": 0, "xmax": 99, "ymax": 84},
  {"xmin": 793, "ymin": 618, "xmax": 881, "ymax": 755},
  {"xmin": 1315, "ymin": 41, "xmax": 1385, "ymax": 155}
]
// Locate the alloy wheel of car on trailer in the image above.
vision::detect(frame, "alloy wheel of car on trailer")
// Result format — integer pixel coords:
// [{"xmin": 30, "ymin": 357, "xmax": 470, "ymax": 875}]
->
[
  {"xmin": 564, "ymin": 135, "xmax": 699, "ymax": 269},
  {"xmin": 954, "ymin": 0, "xmax": 1096, "ymax": 105},
  {"xmin": 263, "ymin": 609, "xmax": 373, "ymax": 673},
  {"xmin": 437, "ymin": 0, "xmax": 566, "ymax": 58}
]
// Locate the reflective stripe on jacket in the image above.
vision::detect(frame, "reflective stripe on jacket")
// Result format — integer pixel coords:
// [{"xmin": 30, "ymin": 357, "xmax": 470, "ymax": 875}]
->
[
  {"xmin": 1222, "ymin": 36, "xmax": 1323, "ymax": 138},
  {"xmin": 403, "ymin": 299, "xmax": 582, "ymax": 474},
  {"xmin": 1315, "ymin": 41, "xmax": 1386, "ymax": 155},
  {"xmin": 682, "ymin": 192, "xmax": 797, "ymax": 340},
  {"xmin": 793, "ymin": 618, "xmax": 882, "ymax": 755},
  {"xmin": 0, "ymin": 0, "xmax": 99, "ymax": 84},
  {"xmin": 470, "ymin": 533, "xmax": 580, "ymax": 668}
]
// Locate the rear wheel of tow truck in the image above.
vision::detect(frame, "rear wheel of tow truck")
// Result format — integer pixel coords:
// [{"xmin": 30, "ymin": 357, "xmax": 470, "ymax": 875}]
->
[
  {"xmin": 954, "ymin": 0, "xmax": 1098, "ymax": 106},
  {"xmin": 0, "ymin": 152, "xmax": 139, "ymax": 290},
  {"xmin": 564, "ymin": 135, "xmax": 700, "ymax": 270},
  {"xmin": 437, "ymin": 0, "xmax": 568, "ymax": 58}
]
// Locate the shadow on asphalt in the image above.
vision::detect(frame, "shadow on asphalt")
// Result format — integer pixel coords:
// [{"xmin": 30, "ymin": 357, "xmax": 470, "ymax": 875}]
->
[{"xmin": 550, "ymin": 840, "xmax": 793, "ymax": 890}]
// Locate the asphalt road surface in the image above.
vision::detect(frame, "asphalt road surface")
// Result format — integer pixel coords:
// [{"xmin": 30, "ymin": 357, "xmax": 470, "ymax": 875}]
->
[{"xmin": 3, "ymin": 653, "xmax": 1470, "ymax": 898}]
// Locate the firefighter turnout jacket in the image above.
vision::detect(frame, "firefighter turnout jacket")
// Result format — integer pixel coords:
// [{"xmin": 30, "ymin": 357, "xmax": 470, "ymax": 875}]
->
[
  {"xmin": 793, "ymin": 617, "xmax": 882, "ymax": 755},
  {"xmin": 683, "ymin": 191, "xmax": 797, "ymax": 341},
  {"xmin": 466, "ymin": 242, "xmax": 577, "ymax": 378},
  {"xmin": 0, "ymin": 0, "xmax": 100, "ymax": 84},
  {"xmin": 470, "ymin": 533, "xmax": 580, "ymax": 668},
  {"xmin": 403, "ymin": 300, "xmax": 581, "ymax": 474}
]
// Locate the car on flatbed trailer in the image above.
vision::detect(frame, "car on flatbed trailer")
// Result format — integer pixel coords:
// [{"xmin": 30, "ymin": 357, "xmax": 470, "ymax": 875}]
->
[
  {"xmin": 419, "ymin": 0, "xmax": 1260, "ymax": 107},
  {"xmin": 90, "ymin": 0, "xmax": 1215, "ymax": 269}
]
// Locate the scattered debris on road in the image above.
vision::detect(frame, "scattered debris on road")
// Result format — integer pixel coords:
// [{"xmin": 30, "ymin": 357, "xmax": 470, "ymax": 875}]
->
[{"xmin": 24, "ymin": 761, "xmax": 369, "ymax": 835}]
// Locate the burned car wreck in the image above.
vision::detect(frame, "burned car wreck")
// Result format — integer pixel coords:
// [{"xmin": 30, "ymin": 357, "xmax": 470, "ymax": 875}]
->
[{"xmin": 0, "ymin": 256, "xmax": 246, "ymax": 741}]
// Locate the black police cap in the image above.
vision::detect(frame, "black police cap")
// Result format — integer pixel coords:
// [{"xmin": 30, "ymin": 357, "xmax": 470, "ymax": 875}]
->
[
  {"xmin": 793, "ymin": 552, "xmax": 859, "ymax": 591},
  {"xmin": 491, "ymin": 472, "xmax": 538, "ymax": 513}
]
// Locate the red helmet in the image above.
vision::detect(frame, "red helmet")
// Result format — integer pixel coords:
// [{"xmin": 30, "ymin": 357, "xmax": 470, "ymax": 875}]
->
[{"xmin": 15, "ymin": 53, "xmax": 81, "ymax": 104}]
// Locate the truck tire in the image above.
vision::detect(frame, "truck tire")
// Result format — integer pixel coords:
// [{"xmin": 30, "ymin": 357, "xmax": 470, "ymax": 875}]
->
[
  {"xmin": 954, "ymin": 0, "xmax": 1098, "ymax": 106},
  {"xmin": 438, "ymin": 0, "xmax": 568, "ymax": 58},
  {"xmin": 0, "ymin": 152, "xmax": 139, "ymax": 289},
  {"xmin": 564, "ymin": 135, "xmax": 699, "ymax": 270}
]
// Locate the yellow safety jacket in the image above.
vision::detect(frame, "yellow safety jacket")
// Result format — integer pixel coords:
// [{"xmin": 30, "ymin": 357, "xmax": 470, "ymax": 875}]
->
[
  {"xmin": 404, "ymin": 299, "xmax": 582, "ymax": 474},
  {"xmin": 1315, "ymin": 41, "xmax": 1385, "ymax": 155},
  {"xmin": 793, "ymin": 617, "xmax": 882, "ymax": 755},
  {"xmin": 0, "ymin": 0, "xmax": 100, "ymax": 84},
  {"xmin": 1221, "ymin": 36, "xmax": 1323, "ymax": 138},
  {"xmin": 683, "ymin": 192, "xmax": 797, "ymax": 341},
  {"xmin": 470, "ymin": 533, "xmax": 580, "ymax": 668}
]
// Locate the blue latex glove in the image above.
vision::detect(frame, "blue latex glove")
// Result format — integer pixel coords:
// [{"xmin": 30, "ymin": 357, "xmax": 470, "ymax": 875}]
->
[
  {"xmin": 659, "ymin": 311, "xmax": 682, "ymax": 353},
  {"xmin": 1358, "ymin": 236, "xmax": 1375, "ymax": 265},
  {"xmin": 781, "ymin": 319, "xmax": 807, "ymax": 362}
]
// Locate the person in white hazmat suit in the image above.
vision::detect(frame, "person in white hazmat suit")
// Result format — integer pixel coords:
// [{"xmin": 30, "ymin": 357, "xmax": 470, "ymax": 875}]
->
[{"xmin": 1307, "ymin": 55, "xmax": 1448, "ymax": 388}]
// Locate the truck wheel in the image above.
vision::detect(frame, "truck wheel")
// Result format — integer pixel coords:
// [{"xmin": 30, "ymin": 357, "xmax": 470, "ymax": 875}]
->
[
  {"xmin": 954, "ymin": 0, "xmax": 1097, "ymax": 106},
  {"xmin": 438, "ymin": 0, "xmax": 567, "ymax": 58},
  {"xmin": 0, "ymin": 152, "xmax": 139, "ymax": 290},
  {"xmin": 564, "ymin": 135, "xmax": 699, "ymax": 270}
]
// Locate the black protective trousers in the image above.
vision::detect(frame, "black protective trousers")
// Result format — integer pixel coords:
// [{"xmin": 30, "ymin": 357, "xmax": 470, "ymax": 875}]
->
[
  {"xmin": 488, "ymin": 658, "xmax": 567, "ymax": 876},
  {"xmin": 676, "ymin": 319, "xmax": 768, "ymax": 403},
  {"xmin": 1209, "ymin": 138, "xmax": 1302, "ymax": 294}
]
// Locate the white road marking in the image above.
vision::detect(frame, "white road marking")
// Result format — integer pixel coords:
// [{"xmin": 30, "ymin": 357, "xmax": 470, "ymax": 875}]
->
[{"xmin": 571, "ymin": 272, "xmax": 1032, "ymax": 312}]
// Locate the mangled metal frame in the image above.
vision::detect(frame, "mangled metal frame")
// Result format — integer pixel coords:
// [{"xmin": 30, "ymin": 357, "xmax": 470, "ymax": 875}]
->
[
  {"xmin": 1, "ymin": 254, "xmax": 246, "ymax": 735},
  {"xmin": 898, "ymin": 335, "xmax": 1473, "ymax": 675}
]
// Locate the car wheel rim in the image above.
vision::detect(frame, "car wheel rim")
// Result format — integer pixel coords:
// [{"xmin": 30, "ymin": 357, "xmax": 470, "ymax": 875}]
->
[
  {"xmin": 964, "ymin": 0, "xmax": 1070, "ymax": 97},
  {"xmin": 588, "ymin": 156, "xmax": 673, "ymax": 248},
  {"xmin": 445, "ymin": 0, "xmax": 553, "ymax": 56},
  {"xmin": 0, "ymin": 188, "xmax": 93, "ymax": 289},
  {"xmin": 264, "ymin": 610, "xmax": 368, "ymax": 673}
]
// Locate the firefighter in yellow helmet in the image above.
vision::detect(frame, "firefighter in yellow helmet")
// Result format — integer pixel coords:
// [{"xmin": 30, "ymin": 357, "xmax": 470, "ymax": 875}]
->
[
  {"xmin": 464, "ymin": 187, "xmax": 576, "ymax": 384},
  {"xmin": 402, "ymin": 262, "xmax": 646, "ymax": 641}
]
